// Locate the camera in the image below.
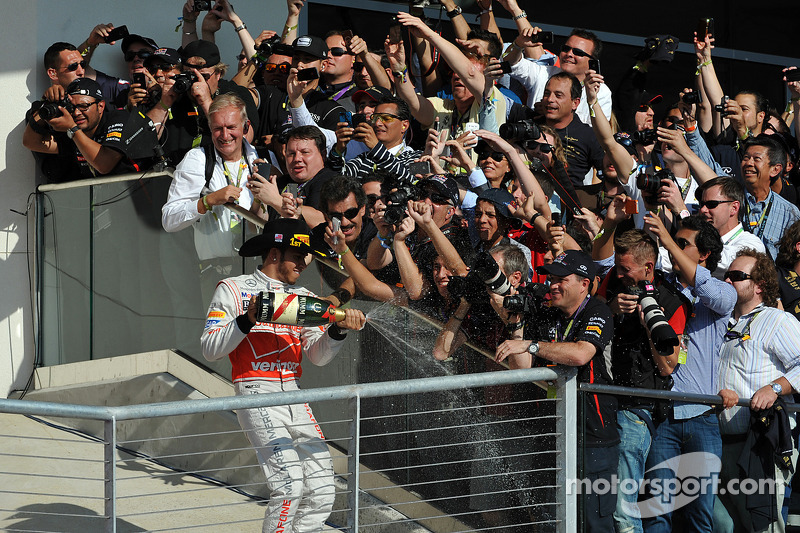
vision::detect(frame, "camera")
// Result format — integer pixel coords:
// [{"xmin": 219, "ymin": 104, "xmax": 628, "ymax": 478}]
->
[
  {"xmin": 39, "ymin": 98, "xmax": 75, "ymax": 121},
  {"xmin": 382, "ymin": 184, "xmax": 421, "ymax": 225},
  {"xmin": 681, "ymin": 92, "xmax": 702, "ymax": 105},
  {"xmin": 632, "ymin": 129, "xmax": 657, "ymax": 145},
  {"xmin": 256, "ymin": 34, "xmax": 292, "ymax": 60},
  {"xmin": 447, "ymin": 272, "xmax": 489, "ymax": 305},
  {"xmin": 636, "ymin": 168, "xmax": 676, "ymax": 199},
  {"xmin": 499, "ymin": 119, "xmax": 541, "ymax": 143},
  {"xmin": 502, "ymin": 283, "xmax": 548, "ymax": 314},
  {"xmin": 714, "ymin": 95, "xmax": 732, "ymax": 116},
  {"xmin": 172, "ymin": 72, "xmax": 199, "ymax": 93},
  {"xmin": 472, "ymin": 251, "xmax": 512, "ymax": 296},
  {"xmin": 625, "ymin": 280, "xmax": 679, "ymax": 356},
  {"xmin": 193, "ymin": 0, "xmax": 212, "ymax": 10}
]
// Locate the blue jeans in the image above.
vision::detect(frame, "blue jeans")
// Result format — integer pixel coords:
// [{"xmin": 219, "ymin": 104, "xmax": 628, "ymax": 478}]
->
[
  {"xmin": 641, "ymin": 413, "xmax": 722, "ymax": 533},
  {"xmin": 614, "ymin": 409, "xmax": 652, "ymax": 533}
]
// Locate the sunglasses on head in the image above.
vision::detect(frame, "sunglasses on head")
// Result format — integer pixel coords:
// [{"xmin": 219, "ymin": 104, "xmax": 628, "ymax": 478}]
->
[
  {"xmin": 698, "ymin": 199, "xmax": 734, "ymax": 209},
  {"xmin": 371, "ymin": 112, "xmax": 401, "ymax": 124},
  {"xmin": 264, "ymin": 62, "xmax": 290, "ymax": 73},
  {"xmin": 328, "ymin": 47, "xmax": 352, "ymax": 57},
  {"xmin": 62, "ymin": 60, "xmax": 86, "ymax": 72},
  {"xmin": 328, "ymin": 206, "xmax": 361, "ymax": 221},
  {"xmin": 560, "ymin": 44, "xmax": 592, "ymax": 58},
  {"xmin": 522, "ymin": 140, "xmax": 553, "ymax": 153},
  {"xmin": 478, "ymin": 150, "xmax": 506, "ymax": 162},
  {"xmin": 675, "ymin": 237, "xmax": 695, "ymax": 250},
  {"xmin": 124, "ymin": 49, "xmax": 152, "ymax": 62},
  {"xmin": 724, "ymin": 270, "xmax": 752, "ymax": 282}
]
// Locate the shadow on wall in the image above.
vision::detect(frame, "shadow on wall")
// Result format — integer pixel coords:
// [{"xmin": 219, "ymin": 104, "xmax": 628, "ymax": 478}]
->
[{"xmin": 7, "ymin": 503, "xmax": 146, "ymax": 533}]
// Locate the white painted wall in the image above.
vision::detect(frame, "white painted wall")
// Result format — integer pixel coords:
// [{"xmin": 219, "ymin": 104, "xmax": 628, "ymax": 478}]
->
[{"xmin": 0, "ymin": 0, "xmax": 294, "ymax": 397}]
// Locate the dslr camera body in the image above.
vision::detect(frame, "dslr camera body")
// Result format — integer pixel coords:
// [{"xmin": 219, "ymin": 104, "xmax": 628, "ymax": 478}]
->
[
  {"xmin": 636, "ymin": 168, "xmax": 676, "ymax": 202},
  {"xmin": 382, "ymin": 183, "xmax": 421, "ymax": 225},
  {"xmin": 38, "ymin": 97, "xmax": 75, "ymax": 121},
  {"xmin": 447, "ymin": 250, "xmax": 512, "ymax": 305},
  {"xmin": 499, "ymin": 119, "xmax": 541, "ymax": 143},
  {"xmin": 625, "ymin": 280, "xmax": 679, "ymax": 356},
  {"xmin": 172, "ymin": 72, "xmax": 199, "ymax": 94},
  {"xmin": 632, "ymin": 129, "xmax": 658, "ymax": 146}
]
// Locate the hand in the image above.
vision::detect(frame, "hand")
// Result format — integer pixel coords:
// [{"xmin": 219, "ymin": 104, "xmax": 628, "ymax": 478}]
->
[
  {"xmin": 334, "ymin": 121, "xmax": 354, "ymax": 154},
  {"xmin": 783, "ymin": 67, "xmax": 800, "ymax": 99},
  {"xmin": 337, "ymin": 308, "xmax": 367, "ymax": 330},
  {"xmin": 584, "ymin": 71, "xmax": 603, "ymax": 104},
  {"xmin": 324, "ymin": 220, "xmax": 348, "ymax": 254},
  {"xmin": 393, "ymin": 215, "xmax": 415, "ymax": 241},
  {"xmin": 643, "ymin": 212, "xmax": 674, "ymax": 247},
  {"xmin": 188, "ymin": 67, "xmax": 213, "ymax": 106},
  {"xmin": 495, "ymin": 339, "xmax": 532, "ymax": 363},
  {"xmin": 206, "ymin": 184, "xmax": 243, "ymax": 206},
  {"xmin": 487, "ymin": 288, "xmax": 518, "ymax": 324},
  {"xmin": 280, "ymin": 192, "xmax": 301, "ymax": 219},
  {"xmin": 43, "ymin": 85, "xmax": 66, "ymax": 103},
  {"xmin": 509, "ymin": 191, "xmax": 536, "ymax": 222},
  {"xmin": 513, "ymin": 26, "xmax": 544, "ymax": 49},
  {"xmin": 574, "ymin": 207, "xmax": 601, "ymax": 239},
  {"xmin": 677, "ymin": 87, "xmax": 697, "ymax": 127},
  {"xmin": 656, "ymin": 125, "xmax": 690, "ymax": 157},
  {"xmin": 441, "ymin": 140, "xmax": 473, "ymax": 171},
  {"xmin": 474, "ymin": 129, "xmax": 514, "ymax": 154},
  {"xmin": 693, "ymin": 31, "xmax": 714, "ymax": 63},
  {"xmin": 87, "ymin": 23, "xmax": 115, "ymax": 46},
  {"xmin": 353, "ymin": 121, "xmax": 378, "ymax": 149},
  {"xmin": 610, "ymin": 293, "xmax": 639, "ymax": 315},
  {"xmin": 605, "ymin": 194, "xmax": 630, "ymax": 224},
  {"xmin": 214, "ymin": 0, "xmax": 238, "ymax": 23},
  {"xmin": 723, "ymin": 98, "xmax": 747, "ymax": 136},
  {"xmin": 483, "ymin": 58, "xmax": 505, "ymax": 84},
  {"xmin": 286, "ymin": 68, "xmax": 307, "ymax": 105},
  {"xmin": 718, "ymin": 389, "xmax": 739, "ymax": 410},
  {"xmin": 395, "ymin": 11, "xmax": 434, "ymax": 40},
  {"xmin": 183, "ymin": 1, "xmax": 198, "ymax": 20},
  {"xmin": 246, "ymin": 171, "xmax": 281, "ymax": 208},
  {"xmin": 45, "ymin": 108, "xmax": 78, "ymax": 132},
  {"xmin": 202, "ymin": 9, "xmax": 224, "ymax": 34},
  {"xmin": 415, "ymin": 155, "xmax": 446, "ymax": 175},
  {"xmin": 547, "ymin": 219, "xmax": 565, "ymax": 255},
  {"xmin": 423, "ymin": 126, "xmax": 446, "ymax": 157},
  {"xmin": 656, "ymin": 176, "xmax": 688, "ymax": 214},
  {"xmin": 407, "ymin": 200, "xmax": 433, "ymax": 229},
  {"xmin": 349, "ymin": 35, "xmax": 369, "ymax": 57},
  {"xmin": 127, "ymin": 86, "xmax": 149, "ymax": 108},
  {"xmin": 246, "ymin": 294, "xmax": 258, "ymax": 324},
  {"xmin": 751, "ymin": 385, "xmax": 779, "ymax": 411},
  {"xmin": 384, "ymin": 36, "xmax": 406, "ymax": 72},
  {"xmin": 287, "ymin": 0, "xmax": 305, "ymax": 17},
  {"xmin": 455, "ymin": 38, "xmax": 488, "ymax": 60},
  {"xmin": 254, "ymin": 30, "xmax": 278, "ymax": 47}
]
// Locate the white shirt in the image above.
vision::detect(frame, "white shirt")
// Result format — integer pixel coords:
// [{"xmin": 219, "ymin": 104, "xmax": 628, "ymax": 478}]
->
[{"xmin": 713, "ymin": 223, "xmax": 767, "ymax": 279}]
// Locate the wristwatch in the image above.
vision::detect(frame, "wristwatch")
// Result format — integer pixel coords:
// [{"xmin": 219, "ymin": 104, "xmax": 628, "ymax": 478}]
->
[
  {"xmin": 446, "ymin": 6, "xmax": 462, "ymax": 18},
  {"xmin": 66, "ymin": 125, "xmax": 80, "ymax": 139},
  {"xmin": 527, "ymin": 341, "xmax": 540, "ymax": 356},
  {"xmin": 771, "ymin": 382, "xmax": 783, "ymax": 395},
  {"xmin": 678, "ymin": 209, "xmax": 690, "ymax": 219}
]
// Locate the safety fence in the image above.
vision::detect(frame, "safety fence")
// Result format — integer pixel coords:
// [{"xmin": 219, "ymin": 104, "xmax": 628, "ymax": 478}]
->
[{"xmin": 0, "ymin": 366, "xmax": 577, "ymax": 533}]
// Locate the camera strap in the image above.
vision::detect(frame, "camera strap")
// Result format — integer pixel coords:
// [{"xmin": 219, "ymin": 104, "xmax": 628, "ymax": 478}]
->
[{"xmin": 744, "ymin": 195, "xmax": 774, "ymax": 239}]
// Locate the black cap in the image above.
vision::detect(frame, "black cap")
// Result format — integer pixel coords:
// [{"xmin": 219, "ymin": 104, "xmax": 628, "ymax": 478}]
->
[
  {"xmin": 66, "ymin": 78, "xmax": 103, "ymax": 100},
  {"xmin": 477, "ymin": 188, "xmax": 516, "ymax": 219},
  {"xmin": 145, "ymin": 47, "xmax": 182, "ymax": 67},
  {"xmin": 239, "ymin": 218, "xmax": 326, "ymax": 257},
  {"xmin": 292, "ymin": 35, "xmax": 328, "ymax": 60},
  {"xmin": 180, "ymin": 40, "xmax": 221, "ymax": 67},
  {"xmin": 639, "ymin": 91, "xmax": 663, "ymax": 108},
  {"xmin": 420, "ymin": 174, "xmax": 460, "ymax": 207},
  {"xmin": 351, "ymin": 86, "xmax": 393, "ymax": 106},
  {"xmin": 121, "ymin": 34, "xmax": 158, "ymax": 53},
  {"xmin": 613, "ymin": 132, "xmax": 638, "ymax": 156},
  {"xmin": 536, "ymin": 250, "xmax": 596, "ymax": 279}
]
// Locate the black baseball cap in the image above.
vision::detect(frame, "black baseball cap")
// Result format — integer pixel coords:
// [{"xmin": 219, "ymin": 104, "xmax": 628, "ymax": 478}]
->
[
  {"xmin": 292, "ymin": 35, "xmax": 328, "ymax": 60},
  {"xmin": 180, "ymin": 40, "xmax": 221, "ymax": 67},
  {"xmin": 352, "ymin": 86, "xmax": 393, "ymax": 106},
  {"xmin": 144, "ymin": 47, "xmax": 182, "ymax": 67},
  {"xmin": 420, "ymin": 174, "xmax": 460, "ymax": 207},
  {"xmin": 66, "ymin": 78, "xmax": 103, "ymax": 100},
  {"xmin": 537, "ymin": 250, "xmax": 597, "ymax": 279},
  {"xmin": 239, "ymin": 218, "xmax": 326, "ymax": 258},
  {"xmin": 121, "ymin": 34, "xmax": 158, "ymax": 54}
]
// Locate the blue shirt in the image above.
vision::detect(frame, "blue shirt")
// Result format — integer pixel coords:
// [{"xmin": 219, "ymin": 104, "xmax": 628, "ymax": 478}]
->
[
  {"xmin": 744, "ymin": 189, "xmax": 800, "ymax": 260},
  {"xmin": 666, "ymin": 265, "xmax": 736, "ymax": 419}
]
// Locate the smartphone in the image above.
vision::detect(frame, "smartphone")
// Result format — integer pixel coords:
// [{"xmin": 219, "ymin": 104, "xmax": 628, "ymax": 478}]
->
[
  {"xmin": 551, "ymin": 212, "xmax": 562, "ymax": 227},
  {"xmin": 588, "ymin": 58, "xmax": 601, "ymax": 75},
  {"xmin": 532, "ymin": 31, "xmax": 554, "ymax": 45},
  {"xmin": 296, "ymin": 67, "xmax": 319, "ymax": 81},
  {"xmin": 499, "ymin": 61, "xmax": 512, "ymax": 74},
  {"xmin": 624, "ymin": 198, "xmax": 639, "ymax": 215},
  {"xmin": 696, "ymin": 18, "xmax": 714, "ymax": 40},
  {"xmin": 785, "ymin": 69, "xmax": 800, "ymax": 83},
  {"xmin": 105, "ymin": 25, "xmax": 129, "ymax": 44},
  {"xmin": 409, "ymin": 161, "xmax": 432, "ymax": 176},
  {"xmin": 352, "ymin": 113, "xmax": 368, "ymax": 127},
  {"xmin": 331, "ymin": 217, "xmax": 341, "ymax": 246},
  {"xmin": 342, "ymin": 30, "xmax": 353, "ymax": 43},
  {"xmin": 339, "ymin": 111, "xmax": 352, "ymax": 126},
  {"xmin": 132, "ymin": 72, "xmax": 146, "ymax": 87},
  {"xmin": 284, "ymin": 182, "xmax": 299, "ymax": 196}
]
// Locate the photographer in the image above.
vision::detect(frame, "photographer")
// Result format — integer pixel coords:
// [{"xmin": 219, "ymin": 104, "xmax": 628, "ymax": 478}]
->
[
  {"xmin": 594, "ymin": 228, "xmax": 690, "ymax": 532},
  {"xmin": 495, "ymin": 249, "xmax": 617, "ymax": 533}
]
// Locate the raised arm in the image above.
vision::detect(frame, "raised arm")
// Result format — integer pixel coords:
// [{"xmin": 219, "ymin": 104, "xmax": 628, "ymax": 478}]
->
[
  {"xmin": 214, "ymin": 0, "xmax": 256, "ymax": 59},
  {"xmin": 440, "ymin": 0, "xmax": 471, "ymax": 41},
  {"xmin": 385, "ymin": 35, "xmax": 436, "ymax": 126},
  {"xmin": 282, "ymin": 0, "xmax": 304, "ymax": 44},
  {"xmin": 585, "ymin": 71, "xmax": 634, "ymax": 180},
  {"xmin": 349, "ymin": 35, "xmax": 392, "ymax": 90},
  {"xmin": 694, "ymin": 32, "xmax": 725, "ymax": 136}
]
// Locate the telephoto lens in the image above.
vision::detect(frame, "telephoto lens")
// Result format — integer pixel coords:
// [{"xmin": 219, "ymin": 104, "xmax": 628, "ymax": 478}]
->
[
  {"xmin": 628, "ymin": 280, "xmax": 679, "ymax": 355},
  {"xmin": 472, "ymin": 251, "xmax": 512, "ymax": 296}
]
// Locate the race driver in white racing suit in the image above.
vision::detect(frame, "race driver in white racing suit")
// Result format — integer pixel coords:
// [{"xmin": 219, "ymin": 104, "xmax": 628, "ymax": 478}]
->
[{"xmin": 201, "ymin": 218, "xmax": 366, "ymax": 533}]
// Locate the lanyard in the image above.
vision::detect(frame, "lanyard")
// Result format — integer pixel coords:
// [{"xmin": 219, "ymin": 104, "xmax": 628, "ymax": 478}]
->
[
  {"xmin": 222, "ymin": 156, "xmax": 247, "ymax": 188},
  {"xmin": 678, "ymin": 175, "xmax": 692, "ymax": 201},
  {"xmin": 723, "ymin": 226, "xmax": 745, "ymax": 246},
  {"xmin": 745, "ymin": 195, "xmax": 773, "ymax": 238},
  {"xmin": 558, "ymin": 296, "xmax": 590, "ymax": 341},
  {"xmin": 725, "ymin": 307, "xmax": 763, "ymax": 342},
  {"xmin": 330, "ymin": 83, "xmax": 355, "ymax": 102}
]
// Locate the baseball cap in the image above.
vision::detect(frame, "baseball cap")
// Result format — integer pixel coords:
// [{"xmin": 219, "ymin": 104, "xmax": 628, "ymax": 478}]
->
[
  {"xmin": 639, "ymin": 91, "xmax": 663, "ymax": 109},
  {"xmin": 292, "ymin": 35, "xmax": 328, "ymax": 60},
  {"xmin": 420, "ymin": 174, "xmax": 460, "ymax": 207},
  {"xmin": 66, "ymin": 78, "xmax": 103, "ymax": 100},
  {"xmin": 537, "ymin": 250, "xmax": 597, "ymax": 279},
  {"xmin": 476, "ymin": 188, "xmax": 517, "ymax": 220},
  {"xmin": 352, "ymin": 86, "xmax": 393, "ymax": 106},
  {"xmin": 180, "ymin": 40, "xmax": 221, "ymax": 67},
  {"xmin": 144, "ymin": 47, "xmax": 182, "ymax": 67},
  {"xmin": 239, "ymin": 218, "xmax": 326, "ymax": 258},
  {"xmin": 121, "ymin": 34, "xmax": 158, "ymax": 53}
]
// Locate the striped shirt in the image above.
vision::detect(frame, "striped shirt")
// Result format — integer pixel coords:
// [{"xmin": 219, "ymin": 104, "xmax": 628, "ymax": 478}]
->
[
  {"xmin": 717, "ymin": 305, "xmax": 800, "ymax": 434},
  {"xmin": 328, "ymin": 142, "xmax": 421, "ymax": 184}
]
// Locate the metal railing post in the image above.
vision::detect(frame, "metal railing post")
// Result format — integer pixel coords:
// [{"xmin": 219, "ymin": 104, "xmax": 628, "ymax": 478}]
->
[
  {"xmin": 555, "ymin": 368, "xmax": 577, "ymax": 533},
  {"xmin": 346, "ymin": 395, "xmax": 361, "ymax": 532},
  {"xmin": 104, "ymin": 417, "xmax": 117, "ymax": 533}
]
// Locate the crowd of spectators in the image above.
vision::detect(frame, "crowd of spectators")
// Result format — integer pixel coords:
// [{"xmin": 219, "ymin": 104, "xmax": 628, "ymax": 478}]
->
[{"xmin": 22, "ymin": 0, "xmax": 800, "ymax": 531}]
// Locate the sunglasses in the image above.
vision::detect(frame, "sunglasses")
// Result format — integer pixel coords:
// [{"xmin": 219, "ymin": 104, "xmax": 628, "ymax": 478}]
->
[
  {"xmin": 637, "ymin": 105, "xmax": 652, "ymax": 113},
  {"xmin": 698, "ymin": 199, "xmax": 734, "ymax": 209},
  {"xmin": 62, "ymin": 60, "xmax": 86, "ymax": 72},
  {"xmin": 477, "ymin": 150, "xmax": 506, "ymax": 162},
  {"xmin": 522, "ymin": 140, "xmax": 553, "ymax": 153},
  {"xmin": 724, "ymin": 270, "xmax": 752, "ymax": 282},
  {"xmin": 124, "ymin": 49, "xmax": 152, "ymax": 62},
  {"xmin": 675, "ymin": 238, "xmax": 695, "ymax": 250},
  {"xmin": 72, "ymin": 101, "xmax": 98, "ymax": 112},
  {"xmin": 328, "ymin": 47, "xmax": 352, "ymax": 57},
  {"xmin": 353, "ymin": 61, "xmax": 366, "ymax": 71},
  {"xmin": 236, "ymin": 54, "xmax": 247, "ymax": 61},
  {"xmin": 264, "ymin": 63, "xmax": 290, "ymax": 74},
  {"xmin": 366, "ymin": 194, "xmax": 381, "ymax": 207},
  {"xmin": 147, "ymin": 63, "xmax": 179, "ymax": 74},
  {"xmin": 560, "ymin": 44, "xmax": 592, "ymax": 58},
  {"xmin": 371, "ymin": 112, "xmax": 401, "ymax": 124},
  {"xmin": 327, "ymin": 206, "xmax": 361, "ymax": 221}
]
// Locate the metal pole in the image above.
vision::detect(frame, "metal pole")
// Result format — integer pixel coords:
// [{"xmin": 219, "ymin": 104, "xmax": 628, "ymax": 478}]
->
[
  {"xmin": 556, "ymin": 368, "xmax": 577, "ymax": 533},
  {"xmin": 104, "ymin": 417, "xmax": 117, "ymax": 533},
  {"xmin": 346, "ymin": 395, "xmax": 361, "ymax": 532}
]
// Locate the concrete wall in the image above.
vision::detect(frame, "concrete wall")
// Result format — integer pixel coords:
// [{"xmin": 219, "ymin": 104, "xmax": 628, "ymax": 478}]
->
[{"xmin": 0, "ymin": 0, "xmax": 293, "ymax": 397}]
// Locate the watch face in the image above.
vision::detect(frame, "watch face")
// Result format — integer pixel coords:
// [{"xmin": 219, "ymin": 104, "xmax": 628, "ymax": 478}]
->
[{"xmin": 772, "ymin": 383, "xmax": 782, "ymax": 394}]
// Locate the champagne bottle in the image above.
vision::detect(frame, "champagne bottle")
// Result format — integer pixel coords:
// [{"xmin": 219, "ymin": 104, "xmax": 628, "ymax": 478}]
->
[{"xmin": 254, "ymin": 291, "xmax": 346, "ymax": 326}]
